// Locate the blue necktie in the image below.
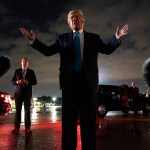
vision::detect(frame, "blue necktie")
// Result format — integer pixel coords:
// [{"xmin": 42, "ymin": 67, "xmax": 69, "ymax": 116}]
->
[{"xmin": 74, "ymin": 31, "xmax": 81, "ymax": 71}]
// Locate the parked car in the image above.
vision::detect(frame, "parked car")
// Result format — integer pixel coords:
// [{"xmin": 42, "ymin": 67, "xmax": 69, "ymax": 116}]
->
[
  {"xmin": 0, "ymin": 91, "xmax": 12, "ymax": 114},
  {"xmin": 97, "ymin": 84, "xmax": 150, "ymax": 118}
]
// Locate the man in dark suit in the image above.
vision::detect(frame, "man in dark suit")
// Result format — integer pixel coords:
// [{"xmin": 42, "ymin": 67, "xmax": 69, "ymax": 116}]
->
[
  {"xmin": 20, "ymin": 10, "xmax": 128, "ymax": 150},
  {"xmin": 11, "ymin": 57, "xmax": 37, "ymax": 134},
  {"xmin": 129, "ymin": 82, "xmax": 139, "ymax": 116}
]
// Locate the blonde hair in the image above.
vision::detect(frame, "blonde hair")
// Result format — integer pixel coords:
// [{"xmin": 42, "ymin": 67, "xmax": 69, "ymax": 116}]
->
[{"xmin": 67, "ymin": 10, "xmax": 85, "ymax": 22}]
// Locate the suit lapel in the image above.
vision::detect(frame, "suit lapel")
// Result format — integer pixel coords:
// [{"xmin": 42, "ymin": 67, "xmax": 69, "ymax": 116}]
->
[
  {"xmin": 18, "ymin": 68, "xmax": 23, "ymax": 79},
  {"xmin": 68, "ymin": 31, "xmax": 73, "ymax": 46},
  {"xmin": 83, "ymin": 31, "xmax": 90, "ymax": 59},
  {"xmin": 84, "ymin": 31, "xmax": 90, "ymax": 51}
]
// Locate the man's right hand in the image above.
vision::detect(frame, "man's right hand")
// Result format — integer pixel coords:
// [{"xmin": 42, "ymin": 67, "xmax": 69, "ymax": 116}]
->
[
  {"xmin": 16, "ymin": 79, "xmax": 28, "ymax": 85},
  {"xmin": 19, "ymin": 27, "xmax": 36, "ymax": 41},
  {"xmin": 16, "ymin": 79, "xmax": 23, "ymax": 85}
]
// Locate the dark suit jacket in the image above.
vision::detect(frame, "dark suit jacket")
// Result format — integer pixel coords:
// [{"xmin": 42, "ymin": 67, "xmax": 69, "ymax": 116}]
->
[
  {"xmin": 31, "ymin": 31, "xmax": 120, "ymax": 91},
  {"xmin": 11, "ymin": 68, "xmax": 37, "ymax": 99},
  {"xmin": 129, "ymin": 86, "xmax": 139, "ymax": 102}
]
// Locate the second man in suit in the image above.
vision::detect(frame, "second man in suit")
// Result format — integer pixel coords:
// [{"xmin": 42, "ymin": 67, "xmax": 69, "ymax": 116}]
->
[{"xmin": 11, "ymin": 57, "xmax": 37, "ymax": 134}]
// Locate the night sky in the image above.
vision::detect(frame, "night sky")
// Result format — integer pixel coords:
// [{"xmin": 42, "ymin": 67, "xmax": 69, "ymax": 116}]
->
[{"xmin": 0, "ymin": 0, "xmax": 150, "ymax": 97}]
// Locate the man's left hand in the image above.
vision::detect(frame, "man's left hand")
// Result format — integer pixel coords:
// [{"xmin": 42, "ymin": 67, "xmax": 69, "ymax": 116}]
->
[{"xmin": 115, "ymin": 24, "xmax": 129, "ymax": 40}]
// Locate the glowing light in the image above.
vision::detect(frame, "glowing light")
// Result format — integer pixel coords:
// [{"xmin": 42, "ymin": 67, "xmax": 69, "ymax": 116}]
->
[
  {"xmin": 51, "ymin": 106, "xmax": 57, "ymax": 122},
  {"xmin": 21, "ymin": 105, "xmax": 25, "ymax": 124},
  {"xmin": 77, "ymin": 125, "xmax": 81, "ymax": 150},
  {"xmin": 31, "ymin": 107, "xmax": 38, "ymax": 123},
  {"xmin": 52, "ymin": 97, "xmax": 57, "ymax": 106},
  {"xmin": 0, "ymin": 94, "xmax": 5, "ymax": 98},
  {"xmin": 33, "ymin": 97, "xmax": 37, "ymax": 101}
]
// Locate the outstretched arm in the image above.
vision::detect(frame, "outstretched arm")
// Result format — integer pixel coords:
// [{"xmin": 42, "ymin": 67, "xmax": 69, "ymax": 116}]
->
[
  {"xmin": 19, "ymin": 27, "xmax": 36, "ymax": 41},
  {"xmin": 115, "ymin": 24, "xmax": 129, "ymax": 40},
  {"xmin": 19, "ymin": 27, "xmax": 59, "ymax": 56}
]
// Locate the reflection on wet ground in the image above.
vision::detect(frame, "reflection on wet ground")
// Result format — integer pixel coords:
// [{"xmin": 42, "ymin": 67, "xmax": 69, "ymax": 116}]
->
[{"xmin": 1, "ymin": 110, "xmax": 150, "ymax": 150}]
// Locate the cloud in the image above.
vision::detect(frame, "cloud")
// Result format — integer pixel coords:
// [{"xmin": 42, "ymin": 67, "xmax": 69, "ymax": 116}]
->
[{"xmin": 0, "ymin": 0, "xmax": 150, "ymax": 96}]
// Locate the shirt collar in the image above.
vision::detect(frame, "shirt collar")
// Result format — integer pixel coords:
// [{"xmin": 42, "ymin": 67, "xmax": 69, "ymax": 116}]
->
[
  {"xmin": 22, "ymin": 68, "xmax": 27, "ymax": 71},
  {"xmin": 73, "ymin": 29, "xmax": 83, "ymax": 34}
]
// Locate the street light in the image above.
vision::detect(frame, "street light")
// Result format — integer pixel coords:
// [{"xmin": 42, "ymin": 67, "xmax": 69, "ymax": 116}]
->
[
  {"xmin": 33, "ymin": 97, "xmax": 37, "ymax": 101},
  {"xmin": 33, "ymin": 97, "xmax": 37, "ymax": 107},
  {"xmin": 52, "ymin": 97, "xmax": 56, "ymax": 106}
]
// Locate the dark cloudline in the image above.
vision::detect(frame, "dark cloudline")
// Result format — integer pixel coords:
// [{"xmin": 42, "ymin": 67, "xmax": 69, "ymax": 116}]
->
[
  {"xmin": 0, "ymin": 0, "xmax": 150, "ymax": 97},
  {"xmin": 0, "ymin": 0, "xmax": 72, "ymax": 36}
]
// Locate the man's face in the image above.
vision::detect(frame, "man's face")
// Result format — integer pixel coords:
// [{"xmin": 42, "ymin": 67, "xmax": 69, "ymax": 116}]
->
[
  {"xmin": 132, "ymin": 82, "xmax": 135, "ymax": 88},
  {"xmin": 68, "ymin": 12, "xmax": 84, "ymax": 31},
  {"xmin": 21, "ymin": 58, "xmax": 29, "ymax": 69}
]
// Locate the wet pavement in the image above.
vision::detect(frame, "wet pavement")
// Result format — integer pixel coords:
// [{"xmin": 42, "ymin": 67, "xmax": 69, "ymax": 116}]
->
[
  {"xmin": 0, "ymin": 109, "xmax": 150, "ymax": 150},
  {"xmin": 97, "ymin": 113, "xmax": 150, "ymax": 150}
]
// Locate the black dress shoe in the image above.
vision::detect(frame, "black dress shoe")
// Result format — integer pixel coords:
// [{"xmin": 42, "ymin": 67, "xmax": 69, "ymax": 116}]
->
[
  {"xmin": 12, "ymin": 128, "xmax": 20, "ymax": 134},
  {"xmin": 133, "ymin": 113, "xmax": 138, "ymax": 117},
  {"xmin": 25, "ymin": 128, "xmax": 32, "ymax": 134}
]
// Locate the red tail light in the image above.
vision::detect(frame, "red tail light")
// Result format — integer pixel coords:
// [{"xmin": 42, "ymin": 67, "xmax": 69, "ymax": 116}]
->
[
  {"xmin": 0, "ymin": 94, "xmax": 11, "ymax": 103},
  {"xmin": 0, "ymin": 94, "xmax": 5, "ymax": 98}
]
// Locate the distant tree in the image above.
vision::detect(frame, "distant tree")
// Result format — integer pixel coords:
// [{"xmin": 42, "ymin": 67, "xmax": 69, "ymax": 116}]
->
[
  {"xmin": 37, "ymin": 96, "xmax": 52, "ymax": 103},
  {"xmin": 57, "ymin": 97, "xmax": 62, "ymax": 105}
]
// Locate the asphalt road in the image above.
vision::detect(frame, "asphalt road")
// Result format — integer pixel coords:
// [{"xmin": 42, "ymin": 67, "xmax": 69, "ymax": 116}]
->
[{"xmin": 0, "ymin": 108, "xmax": 150, "ymax": 150}]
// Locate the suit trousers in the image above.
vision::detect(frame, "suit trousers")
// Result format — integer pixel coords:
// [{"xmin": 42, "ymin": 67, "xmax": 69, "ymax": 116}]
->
[
  {"xmin": 61, "ymin": 70, "xmax": 96, "ymax": 150},
  {"xmin": 14, "ymin": 95, "xmax": 31, "ymax": 129}
]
